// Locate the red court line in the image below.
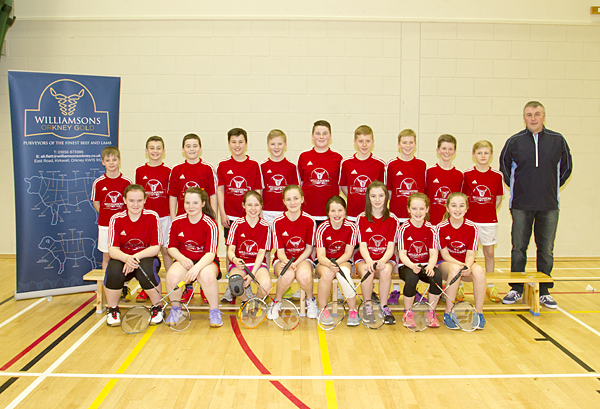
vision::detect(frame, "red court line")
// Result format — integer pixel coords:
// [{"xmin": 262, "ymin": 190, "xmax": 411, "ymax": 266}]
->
[
  {"xmin": 1, "ymin": 295, "xmax": 96, "ymax": 371},
  {"xmin": 230, "ymin": 316, "xmax": 311, "ymax": 409}
]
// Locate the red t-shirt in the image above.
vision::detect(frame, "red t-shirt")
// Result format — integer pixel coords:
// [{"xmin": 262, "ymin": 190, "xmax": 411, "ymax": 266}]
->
[
  {"xmin": 272, "ymin": 212, "xmax": 316, "ymax": 260},
  {"xmin": 386, "ymin": 157, "xmax": 427, "ymax": 220},
  {"xmin": 356, "ymin": 212, "xmax": 399, "ymax": 262},
  {"xmin": 425, "ymin": 164, "xmax": 464, "ymax": 225},
  {"xmin": 168, "ymin": 160, "xmax": 217, "ymax": 216},
  {"xmin": 397, "ymin": 220, "xmax": 436, "ymax": 264},
  {"xmin": 217, "ymin": 156, "xmax": 263, "ymax": 219},
  {"xmin": 226, "ymin": 216, "xmax": 272, "ymax": 264},
  {"xmin": 168, "ymin": 213, "xmax": 219, "ymax": 263},
  {"xmin": 91, "ymin": 173, "xmax": 133, "ymax": 227},
  {"xmin": 339, "ymin": 153, "xmax": 386, "ymax": 218},
  {"xmin": 108, "ymin": 209, "xmax": 162, "ymax": 255},
  {"xmin": 297, "ymin": 148, "xmax": 342, "ymax": 219},
  {"xmin": 435, "ymin": 219, "xmax": 478, "ymax": 264},
  {"xmin": 260, "ymin": 158, "xmax": 299, "ymax": 212},
  {"xmin": 135, "ymin": 163, "xmax": 171, "ymax": 218},
  {"xmin": 462, "ymin": 167, "xmax": 504, "ymax": 224},
  {"xmin": 315, "ymin": 219, "xmax": 358, "ymax": 260}
]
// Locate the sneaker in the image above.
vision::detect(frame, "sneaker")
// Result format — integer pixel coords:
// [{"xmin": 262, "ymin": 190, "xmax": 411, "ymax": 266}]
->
[
  {"xmin": 475, "ymin": 312, "xmax": 486, "ymax": 329},
  {"xmin": 166, "ymin": 306, "xmax": 182, "ymax": 326},
  {"xmin": 182, "ymin": 287, "xmax": 195, "ymax": 304},
  {"xmin": 245, "ymin": 286, "xmax": 254, "ymax": 299},
  {"xmin": 363, "ymin": 303, "xmax": 376, "ymax": 324},
  {"xmin": 307, "ymin": 297, "xmax": 319, "ymax": 319},
  {"xmin": 200, "ymin": 288, "xmax": 208, "ymax": 303},
  {"xmin": 267, "ymin": 300, "xmax": 280, "ymax": 320},
  {"xmin": 456, "ymin": 286, "xmax": 465, "ymax": 302},
  {"xmin": 414, "ymin": 291, "xmax": 428, "ymax": 303},
  {"xmin": 150, "ymin": 305, "xmax": 164, "ymax": 325},
  {"xmin": 347, "ymin": 310, "xmax": 360, "ymax": 327},
  {"xmin": 487, "ymin": 286, "xmax": 501, "ymax": 303},
  {"xmin": 382, "ymin": 305, "xmax": 396, "ymax": 325},
  {"xmin": 371, "ymin": 291, "xmax": 380, "ymax": 303},
  {"xmin": 136, "ymin": 289, "xmax": 148, "ymax": 303},
  {"xmin": 427, "ymin": 310, "xmax": 440, "ymax": 328},
  {"xmin": 403, "ymin": 310, "xmax": 416, "ymax": 328},
  {"xmin": 106, "ymin": 307, "xmax": 121, "ymax": 326},
  {"xmin": 443, "ymin": 313, "xmax": 459, "ymax": 330},
  {"xmin": 502, "ymin": 290, "xmax": 522, "ymax": 304},
  {"xmin": 283, "ymin": 287, "xmax": 294, "ymax": 299},
  {"xmin": 121, "ymin": 286, "xmax": 131, "ymax": 302},
  {"xmin": 221, "ymin": 286, "xmax": 233, "ymax": 303},
  {"xmin": 540, "ymin": 294, "xmax": 558, "ymax": 309},
  {"xmin": 388, "ymin": 290, "xmax": 401, "ymax": 305},
  {"xmin": 209, "ymin": 309, "xmax": 223, "ymax": 327},
  {"xmin": 320, "ymin": 309, "xmax": 334, "ymax": 325}
]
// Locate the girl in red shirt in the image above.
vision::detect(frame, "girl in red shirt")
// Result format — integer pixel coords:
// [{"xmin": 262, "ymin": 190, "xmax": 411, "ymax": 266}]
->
[{"xmin": 166, "ymin": 187, "xmax": 222, "ymax": 328}]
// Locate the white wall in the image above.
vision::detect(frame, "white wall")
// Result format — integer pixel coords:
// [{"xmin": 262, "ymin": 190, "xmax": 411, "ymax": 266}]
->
[{"xmin": 1, "ymin": 2, "xmax": 599, "ymax": 258}]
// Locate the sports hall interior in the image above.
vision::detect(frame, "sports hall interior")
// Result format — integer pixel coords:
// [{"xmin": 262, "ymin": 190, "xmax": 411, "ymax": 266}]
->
[{"xmin": 1, "ymin": 1, "xmax": 599, "ymax": 408}]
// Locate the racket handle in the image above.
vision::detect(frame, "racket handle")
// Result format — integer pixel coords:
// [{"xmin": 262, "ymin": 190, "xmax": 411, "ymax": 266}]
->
[
  {"xmin": 360, "ymin": 271, "xmax": 372, "ymax": 283},
  {"xmin": 280, "ymin": 256, "xmax": 295, "ymax": 276},
  {"xmin": 447, "ymin": 266, "xmax": 468, "ymax": 287},
  {"xmin": 243, "ymin": 265, "xmax": 257, "ymax": 281},
  {"xmin": 176, "ymin": 281, "xmax": 185, "ymax": 290}
]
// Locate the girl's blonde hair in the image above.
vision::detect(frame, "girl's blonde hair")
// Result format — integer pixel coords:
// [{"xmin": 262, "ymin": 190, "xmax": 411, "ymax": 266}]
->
[
  {"xmin": 407, "ymin": 192, "xmax": 430, "ymax": 222},
  {"xmin": 442, "ymin": 192, "xmax": 468, "ymax": 222}
]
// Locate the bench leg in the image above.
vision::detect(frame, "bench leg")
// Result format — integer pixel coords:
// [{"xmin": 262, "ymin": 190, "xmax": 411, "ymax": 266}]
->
[
  {"xmin": 526, "ymin": 282, "xmax": 541, "ymax": 316},
  {"xmin": 299, "ymin": 288, "xmax": 306, "ymax": 317},
  {"xmin": 96, "ymin": 279, "xmax": 106, "ymax": 314}
]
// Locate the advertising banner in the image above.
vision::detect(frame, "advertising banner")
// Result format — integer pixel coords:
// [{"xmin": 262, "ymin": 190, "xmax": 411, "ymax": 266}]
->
[{"xmin": 8, "ymin": 71, "xmax": 120, "ymax": 300}]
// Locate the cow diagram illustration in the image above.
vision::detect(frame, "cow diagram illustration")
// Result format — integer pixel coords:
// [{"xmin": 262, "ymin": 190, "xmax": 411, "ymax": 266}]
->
[
  {"xmin": 37, "ymin": 231, "xmax": 99, "ymax": 274},
  {"xmin": 24, "ymin": 170, "xmax": 99, "ymax": 225}
]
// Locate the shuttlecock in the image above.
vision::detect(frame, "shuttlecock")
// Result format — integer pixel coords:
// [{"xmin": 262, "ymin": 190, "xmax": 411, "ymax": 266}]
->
[{"xmin": 586, "ymin": 284, "xmax": 596, "ymax": 292}]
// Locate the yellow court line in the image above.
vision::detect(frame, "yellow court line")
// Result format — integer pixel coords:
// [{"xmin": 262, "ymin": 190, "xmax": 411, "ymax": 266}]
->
[
  {"xmin": 88, "ymin": 326, "xmax": 157, "ymax": 409},
  {"xmin": 317, "ymin": 327, "xmax": 338, "ymax": 409}
]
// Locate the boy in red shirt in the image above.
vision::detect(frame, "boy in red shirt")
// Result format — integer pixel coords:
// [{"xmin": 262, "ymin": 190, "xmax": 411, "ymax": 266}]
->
[
  {"xmin": 462, "ymin": 140, "xmax": 504, "ymax": 302},
  {"xmin": 134, "ymin": 135, "xmax": 172, "ymax": 302},
  {"xmin": 339, "ymin": 125, "xmax": 386, "ymax": 222},
  {"xmin": 168, "ymin": 133, "xmax": 217, "ymax": 303},
  {"xmin": 297, "ymin": 120, "xmax": 342, "ymax": 224},
  {"xmin": 92, "ymin": 146, "xmax": 132, "ymax": 272}
]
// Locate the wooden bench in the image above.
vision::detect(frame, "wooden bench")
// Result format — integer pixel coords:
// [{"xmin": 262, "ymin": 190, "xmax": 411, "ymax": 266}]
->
[{"xmin": 297, "ymin": 271, "xmax": 553, "ymax": 316}]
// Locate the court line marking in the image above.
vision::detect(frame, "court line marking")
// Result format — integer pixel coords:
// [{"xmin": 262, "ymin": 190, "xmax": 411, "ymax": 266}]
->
[
  {"xmin": 557, "ymin": 307, "xmax": 600, "ymax": 339},
  {"xmin": 317, "ymin": 327, "xmax": 338, "ymax": 409},
  {"xmin": 88, "ymin": 325, "xmax": 158, "ymax": 409},
  {"xmin": 0, "ymin": 298, "xmax": 45, "ymax": 330},
  {"xmin": 5, "ymin": 314, "xmax": 107, "ymax": 409},
  {"xmin": 2, "ymin": 372, "xmax": 600, "ymax": 381}
]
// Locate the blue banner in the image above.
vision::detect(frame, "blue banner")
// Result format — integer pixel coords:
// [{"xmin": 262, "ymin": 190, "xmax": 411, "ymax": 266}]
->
[{"xmin": 9, "ymin": 71, "xmax": 120, "ymax": 299}]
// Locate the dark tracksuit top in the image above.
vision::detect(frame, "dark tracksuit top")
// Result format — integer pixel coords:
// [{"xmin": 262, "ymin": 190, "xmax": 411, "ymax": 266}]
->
[{"xmin": 499, "ymin": 126, "xmax": 572, "ymax": 212}]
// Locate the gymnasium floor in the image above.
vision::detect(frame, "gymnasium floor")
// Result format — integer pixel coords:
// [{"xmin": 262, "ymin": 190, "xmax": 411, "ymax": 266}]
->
[{"xmin": 1, "ymin": 258, "xmax": 599, "ymax": 409}]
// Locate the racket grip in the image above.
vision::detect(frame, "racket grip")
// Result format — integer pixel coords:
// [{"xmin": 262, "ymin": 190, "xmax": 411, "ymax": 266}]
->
[
  {"xmin": 280, "ymin": 256, "xmax": 295, "ymax": 276},
  {"xmin": 176, "ymin": 281, "xmax": 185, "ymax": 289},
  {"xmin": 361, "ymin": 271, "xmax": 372, "ymax": 283}
]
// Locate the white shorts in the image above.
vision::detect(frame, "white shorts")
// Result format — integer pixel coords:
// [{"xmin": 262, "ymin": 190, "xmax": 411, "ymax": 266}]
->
[
  {"xmin": 475, "ymin": 223, "xmax": 498, "ymax": 246},
  {"xmin": 262, "ymin": 210, "xmax": 283, "ymax": 224},
  {"xmin": 159, "ymin": 216, "xmax": 171, "ymax": 245},
  {"xmin": 98, "ymin": 226, "xmax": 109, "ymax": 253}
]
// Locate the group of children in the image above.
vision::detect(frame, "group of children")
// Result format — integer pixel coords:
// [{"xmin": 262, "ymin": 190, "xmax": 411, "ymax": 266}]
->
[{"xmin": 93, "ymin": 120, "xmax": 504, "ymax": 330}]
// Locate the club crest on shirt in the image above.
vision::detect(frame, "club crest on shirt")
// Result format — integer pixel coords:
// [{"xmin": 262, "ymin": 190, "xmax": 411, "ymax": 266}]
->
[
  {"xmin": 395, "ymin": 178, "xmax": 419, "ymax": 198},
  {"xmin": 123, "ymin": 238, "xmax": 146, "ymax": 252},
  {"xmin": 328, "ymin": 240, "xmax": 346, "ymax": 256},
  {"xmin": 471, "ymin": 185, "xmax": 492, "ymax": 204},
  {"xmin": 433, "ymin": 186, "xmax": 452, "ymax": 205},
  {"xmin": 183, "ymin": 240, "xmax": 203, "ymax": 254},
  {"xmin": 239, "ymin": 240, "xmax": 259, "ymax": 258},
  {"xmin": 408, "ymin": 241, "xmax": 428, "ymax": 261},
  {"xmin": 449, "ymin": 240, "xmax": 467, "ymax": 255},
  {"xmin": 309, "ymin": 168, "xmax": 331, "ymax": 187},
  {"xmin": 145, "ymin": 179, "xmax": 165, "ymax": 199},
  {"xmin": 368, "ymin": 234, "xmax": 387, "ymax": 257},
  {"xmin": 350, "ymin": 175, "xmax": 371, "ymax": 195},
  {"xmin": 286, "ymin": 236, "xmax": 306, "ymax": 257},
  {"xmin": 228, "ymin": 176, "xmax": 250, "ymax": 196},
  {"xmin": 267, "ymin": 174, "xmax": 287, "ymax": 193},
  {"xmin": 105, "ymin": 191, "xmax": 124, "ymax": 210}
]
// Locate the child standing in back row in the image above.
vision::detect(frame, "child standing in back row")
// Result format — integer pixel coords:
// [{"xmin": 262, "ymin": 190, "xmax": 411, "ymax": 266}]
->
[
  {"xmin": 339, "ymin": 125, "xmax": 386, "ymax": 222},
  {"xmin": 135, "ymin": 135, "xmax": 172, "ymax": 302},
  {"xmin": 462, "ymin": 140, "xmax": 504, "ymax": 303}
]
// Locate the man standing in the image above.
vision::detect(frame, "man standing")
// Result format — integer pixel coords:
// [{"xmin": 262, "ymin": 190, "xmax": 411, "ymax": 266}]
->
[{"xmin": 500, "ymin": 101, "xmax": 572, "ymax": 308}]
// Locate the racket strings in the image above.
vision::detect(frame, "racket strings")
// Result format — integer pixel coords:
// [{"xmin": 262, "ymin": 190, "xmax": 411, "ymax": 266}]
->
[{"xmin": 121, "ymin": 307, "xmax": 151, "ymax": 334}]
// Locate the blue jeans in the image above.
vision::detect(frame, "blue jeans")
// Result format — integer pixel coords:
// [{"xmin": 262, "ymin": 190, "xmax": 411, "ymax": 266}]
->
[{"xmin": 510, "ymin": 209, "xmax": 559, "ymax": 295}]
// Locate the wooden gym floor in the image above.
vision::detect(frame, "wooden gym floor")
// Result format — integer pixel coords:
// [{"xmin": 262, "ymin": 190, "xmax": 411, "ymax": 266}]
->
[{"xmin": 1, "ymin": 258, "xmax": 600, "ymax": 408}]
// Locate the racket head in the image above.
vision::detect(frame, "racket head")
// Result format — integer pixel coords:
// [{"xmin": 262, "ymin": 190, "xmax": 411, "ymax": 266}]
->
[
  {"xmin": 238, "ymin": 298, "xmax": 269, "ymax": 329},
  {"xmin": 273, "ymin": 299, "xmax": 300, "ymax": 331},
  {"xmin": 318, "ymin": 300, "xmax": 346, "ymax": 331},
  {"xmin": 451, "ymin": 301, "xmax": 477, "ymax": 332},
  {"xmin": 164, "ymin": 303, "xmax": 191, "ymax": 331},
  {"xmin": 408, "ymin": 301, "xmax": 433, "ymax": 332},
  {"xmin": 121, "ymin": 306, "xmax": 151, "ymax": 334},
  {"xmin": 358, "ymin": 300, "xmax": 385, "ymax": 330}
]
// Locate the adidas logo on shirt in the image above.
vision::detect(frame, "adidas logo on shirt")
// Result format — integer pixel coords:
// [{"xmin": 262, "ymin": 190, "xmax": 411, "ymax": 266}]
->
[
  {"xmin": 307, "ymin": 161, "xmax": 313, "ymax": 166},
  {"xmin": 267, "ymin": 169, "xmax": 272, "ymax": 173},
  {"xmin": 227, "ymin": 170, "xmax": 233, "ymax": 174},
  {"xmin": 143, "ymin": 176, "xmax": 148, "ymax": 179},
  {"xmin": 446, "ymin": 236, "xmax": 451, "ymax": 240},
  {"xmin": 179, "ymin": 232, "xmax": 185, "ymax": 237},
  {"xmin": 366, "ymin": 228, "xmax": 373, "ymax": 232},
  {"xmin": 326, "ymin": 236, "xmax": 332, "ymax": 241},
  {"xmin": 472, "ymin": 180, "xmax": 477, "ymax": 184},
  {"xmin": 396, "ymin": 171, "xmax": 403, "ymax": 176},
  {"xmin": 180, "ymin": 174, "xmax": 186, "ymax": 179},
  {"xmin": 433, "ymin": 178, "xmax": 439, "ymax": 183},
  {"xmin": 241, "ymin": 233, "xmax": 246, "ymax": 237},
  {"xmin": 121, "ymin": 230, "xmax": 127, "ymax": 236},
  {"xmin": 102, "ymin": 187, "xmax": 108, "ymax": 191},
  {"xmin": 283, "ymin": 231, "xmax": 289, "ymax": 236},
  {"xmin": 407, "ymin": 236, "xmax": 413, "ymax": 241},
  {"xmin": 351, "ymin": 170, "xmax": 357, "ymax": 175}
]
